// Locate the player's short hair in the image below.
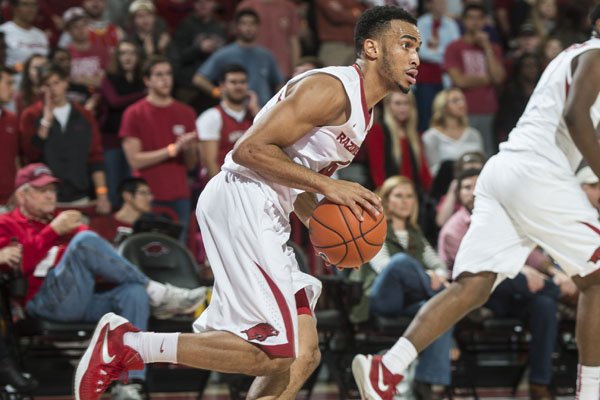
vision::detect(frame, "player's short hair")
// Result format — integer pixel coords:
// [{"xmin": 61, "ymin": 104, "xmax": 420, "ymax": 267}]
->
[
  {"xmin": 142, "ymin": 55, "xmax": 171, "ymax": 78},
  {"xmin": 38, "ymin": 63, "xmax": 68, "ymax": 84},
  {"xmin": 354, "ymin": 6, "xmax": 417, "ymax": 57},
  {"xmin": 462, "ymin": 3, "xmax": 487, "ymax": 17},
  {"xmin": 219, "ymin": 63, "xmax": 248, "ymax": 83},
  {"xmin": 235, "ymin": 8, "xmax": 260, "ymax": 24},
  {"xmin": 118, "ymin": 177, "xmax": 149, "ymax": 199}
]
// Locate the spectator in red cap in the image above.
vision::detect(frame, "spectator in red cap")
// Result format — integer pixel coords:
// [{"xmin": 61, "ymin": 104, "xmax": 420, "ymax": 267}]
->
[{"xmin": 0, "ymin": 162, "xmax": 208, "ymax": 399}]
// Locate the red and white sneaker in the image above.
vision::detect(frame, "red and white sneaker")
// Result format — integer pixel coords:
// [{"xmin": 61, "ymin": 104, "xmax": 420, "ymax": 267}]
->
[
  {"xmin": 352, "ymin": 354, "xmax": 404, "ymax": 400},
  {"xmin": 74, "ymin": 313, "xmax": 144, "ymax": 400}
]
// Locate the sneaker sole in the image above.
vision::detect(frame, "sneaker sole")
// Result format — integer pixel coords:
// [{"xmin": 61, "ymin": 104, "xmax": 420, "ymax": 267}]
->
[
  {"xmin": 351, "ymin": 355, "xmax": 382, "ymax": 400},
  {"xmin": 73, "ymin": 312, "xmax": 128, "ymax": 400},
  {"xmin": 152, "ymin": 289, "xmax": 207, "ymax": 319}
]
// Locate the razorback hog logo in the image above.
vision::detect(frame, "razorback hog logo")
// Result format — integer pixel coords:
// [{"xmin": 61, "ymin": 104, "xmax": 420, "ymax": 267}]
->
[
  {"xmin": 141, "ymin": 241, "xmax": 170, "ymax": 257},
  {"xmin": 241, "ymin": 323, "xmax": 279, "ymax": 342},
  {"xmin": 579, "ymin": 221, "xmax": 600, "ymax": 263}
]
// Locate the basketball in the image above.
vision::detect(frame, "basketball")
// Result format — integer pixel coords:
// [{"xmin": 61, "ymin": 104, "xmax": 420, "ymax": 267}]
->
[{"xmin": 309, "ymin": 199, "xmax": 387, "ymax": 268}]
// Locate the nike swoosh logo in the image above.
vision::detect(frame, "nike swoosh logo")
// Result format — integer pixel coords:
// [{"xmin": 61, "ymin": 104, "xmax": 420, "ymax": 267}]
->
[
  {"xmin": 377, "ymin": 361, "xmax": 390, "ymax": 392},
  {"xmin": 160, "ymin": 339, "xmax": 165, "ymax": 353},
  {"xmin": 101, "ymin": 326, "xmax": 116, "ymax": 364}
]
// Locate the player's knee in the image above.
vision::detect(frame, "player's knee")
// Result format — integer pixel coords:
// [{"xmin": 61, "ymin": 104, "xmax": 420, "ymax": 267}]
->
[
  {"xmin": 259, "ymin": 357, "xmax": 294, "ymax": 375},
  {"xmin": 455, "ymin": 274, "xmax": 494, "ymax": 308}
]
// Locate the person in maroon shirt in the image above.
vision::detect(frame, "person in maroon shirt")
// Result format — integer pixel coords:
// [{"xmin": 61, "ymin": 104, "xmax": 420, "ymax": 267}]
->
[
  {"xmin": 120, "ymin": 55, "xmax": 197, "ymax": 241},
  {"xmin": 0, "ymin": 66, "xmax": 19, "ymax": 210},
  {"xmin": 196, "ymin": 64, "xmax": 258, "ymax": 181}
]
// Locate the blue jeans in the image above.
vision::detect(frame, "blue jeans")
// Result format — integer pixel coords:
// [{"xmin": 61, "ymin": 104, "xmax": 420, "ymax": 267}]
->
[
  {"xmin": 370, "ymin": 253, "xmax": 453, "ymax": 386},
  {"xmin": 26, "ymin": 231, "xmax": 150, "ymax": 380},
  {"xmin": 486, "ymin": 274, "xmax": 560, "ymax": 385},
  {"xmin": 103, "ymin": 148, "xmax": 131, "ymax": 208},
  {"xmin": 415, "ymin": 83, "xmax": 443, "ymax": 133},
  {"xmin": 154, "ymin": 198, "xmax": 191, "ymax": 242}
]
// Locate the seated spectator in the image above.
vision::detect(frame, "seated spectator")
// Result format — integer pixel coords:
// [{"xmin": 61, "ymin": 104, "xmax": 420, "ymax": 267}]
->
[
  {"xmin": 127, "ymin": 0, "xmax": 171, "ymax": 58},
  {"xmin": 351, "ymin": 176, "xmax": 452, "ymax": 398},
  {"xmin": 197, "ymin": 64, "xmax": 257, "ymax": 181},
  {"xmin": 192, "ymin": 9, "xmax": 284, "ymax": 106},
  {"xmin": 0, "ymin": 0, "xmax": 49, "ymax": 74},
  {"xmin": 0, "ymin": 67, "xmax": 19, "ymax": 212},
  {"xmin": 99, "ymin": 39, "xmax": 146, "ymax": 207},
  {"xmin": 364, "ymin": 91, "xmax": 432, "ymax": 193},
  {"xmin": 63, "ymin": 7, "xmax": 110, "ymax": 91},
  {"xmin": 15, "ymin": 53, "xmax": 46, "ymax": 116},
  {"xmin": 120, "ymin": 56, "xmax": 197, "ymax": 242},
  {"xmin": 92, "ymin": 177, "xmax": 153, "ymax": 243},
  {"xmin": 19, "ymin": 63, "xmax": 111, "ymax": 214},
  {"xmin": 437, "ymin": 168, "xmax": 573, "ymax": 399},
  {"xmin": 422, "ymin": 88, "xmax": 485, "ymax": 177},
  {"xmin": 0, "ymin": 163, "xmax": 207, "ymax": 399}
]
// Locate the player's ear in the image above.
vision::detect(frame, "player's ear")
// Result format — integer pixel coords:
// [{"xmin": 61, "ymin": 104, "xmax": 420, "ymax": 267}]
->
[{"xmin": 363, "ymin": 38, "xmax": 379, "ymax": 60}]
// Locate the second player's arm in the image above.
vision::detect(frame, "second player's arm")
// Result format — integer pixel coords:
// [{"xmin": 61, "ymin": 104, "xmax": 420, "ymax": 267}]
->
[
  {"xmin": 564, "ymin": 49, "xmax": 600, "ymax": 178},
  {"xmin": 232, "ymin": 74, "xmax": 381, "ymax": 219}
]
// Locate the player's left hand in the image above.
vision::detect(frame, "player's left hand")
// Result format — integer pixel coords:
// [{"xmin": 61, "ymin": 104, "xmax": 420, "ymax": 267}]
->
[{"xmin": 322, "ymin": 180, "xmax": 382, "ymax": 221}]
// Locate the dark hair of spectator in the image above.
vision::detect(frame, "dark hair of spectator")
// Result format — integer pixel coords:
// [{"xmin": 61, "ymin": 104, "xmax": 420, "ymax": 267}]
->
[
  {"xmin": 462, "ymin": 3, "xmax": 487, "ymax": 17},
  {"xmin": 219, "ymin": 63, "xmax": 247, "ymax": 83},
  {"xmin": 142, "ymin": 54, "xmax": 170, "ymax": 78},
  {"xmin": 235, "ymin": 8, "xmax": 260, "ymax": 24},
  {"xmin": 107, "ymin": 39, "xmax": 144, "ymax": 79},
  {"xmin": 0, "ymin": 65, "xmax": 16, "ymax": 76},
  {"xmin": 118, "ymin": 177, "xmax": 148, "ymax": 199},
  {"xmin": 295, "ymin": 56, "xmax": 325, "ymax": 69},
  {"xmin": 38, "ymin": 63, "xmax": 68, "ymax": 84},
  {"xmin": 455, "ymin": 168, "xmax": 482, "ymax": 201},
  {"xmin": 354, "ymin": 6, "xmax": 417, "ymax": 57},
  {"xmin": 20, "ymin": 54, "xmax": 45, "ymax": 108}
]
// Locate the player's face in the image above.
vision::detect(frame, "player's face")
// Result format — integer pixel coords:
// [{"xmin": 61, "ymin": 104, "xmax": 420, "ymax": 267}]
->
[
  {"xmin": 386, "ymin": 183, "xmax": 416, "ymax": 222},
  {"xmin": 446, "ymin": 90, "xmax": 466, "ymax": 118},
  {"xmin": 222, "ymin": 72, "xmax": 249, "ymax": 104},
  {"xmin": 145, "ymin": 62, "xmax": 173, "ymax": 98},
  {"xmin": 582, "ymin": 182, "xmax": 600, "ymax": 212},
  {"xmin": 379, "ymin": 20, "xmax": 420, "ymax": 94},
  {"xmin": 459, "ymin": 175, "xmax": 478, "ymax": 211},
  {"xmin": 388, "ymin": 92, "xmax": 411, "ymax": 123}
]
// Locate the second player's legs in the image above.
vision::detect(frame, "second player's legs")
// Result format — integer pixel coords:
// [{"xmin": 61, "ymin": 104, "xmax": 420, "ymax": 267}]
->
[
  {"xmin": 246, "ymin": 314, "xmax": 321, "ymax": 400},
  {"xmin": 572, "ymin": 272, "xmax": 600, "ymax": 366},
  {"xmin": 404, "ymin": 271, "xmax": 496, "ymax": 351}
]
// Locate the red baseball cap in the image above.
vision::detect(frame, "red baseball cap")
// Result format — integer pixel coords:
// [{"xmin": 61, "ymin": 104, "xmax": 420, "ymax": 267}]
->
[{"xmin": 15, "ymin": 163, "xmax": 61, "ymax": 190}]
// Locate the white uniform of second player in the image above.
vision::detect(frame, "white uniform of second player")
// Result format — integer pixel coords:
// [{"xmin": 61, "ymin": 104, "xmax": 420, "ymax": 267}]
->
[
  {"xmin": 194, "ymin": 65, "xmax": 374, "ymax": 356},
  {"xmin": 453, "ymin": 38, "xmax": 600, "ymax": 282}
]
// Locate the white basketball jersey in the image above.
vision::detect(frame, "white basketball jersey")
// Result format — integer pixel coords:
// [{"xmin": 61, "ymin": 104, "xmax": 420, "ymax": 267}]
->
[
  {"xmin": 222, "ymin": 65, "xmax": 374, "ymax": 216},
  {"xmin": 500, "ymin": 37, "xmax": 600, "ymax": 172}
]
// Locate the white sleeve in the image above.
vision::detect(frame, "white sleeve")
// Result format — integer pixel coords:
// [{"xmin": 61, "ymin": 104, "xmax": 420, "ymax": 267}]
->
[
  {"xmin": 196, "ymin": 108, "xmax": 223, "ymax": 141},
  {"xmin": 368, "ymin": 244, "xmax": 391, "ymax": 274}
]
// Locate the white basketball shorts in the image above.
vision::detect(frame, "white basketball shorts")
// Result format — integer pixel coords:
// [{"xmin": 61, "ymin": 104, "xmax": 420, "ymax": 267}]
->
[
  {"xmin": 193, "ymin": 171, "xmax": 322, "ymax": 358},
  {"xmin": 453, "ymin": 150, "xmax": 600, "ymax": 281}
]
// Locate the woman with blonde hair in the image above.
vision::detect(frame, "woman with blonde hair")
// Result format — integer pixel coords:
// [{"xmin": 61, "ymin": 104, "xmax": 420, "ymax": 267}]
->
[
  {"xmin": 365, "ymin": 91, "xmax": 432, "ymax": 192},
  {"xmin": 422, "ymin": 88, "xmax": 485, "ymax": 176},
  {"xmin": 351, "ymin": 176, "xmax": 452, "ymax": 397}
]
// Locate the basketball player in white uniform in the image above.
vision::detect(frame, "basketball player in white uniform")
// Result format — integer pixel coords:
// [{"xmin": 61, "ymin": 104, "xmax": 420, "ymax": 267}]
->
[
  {"xmin": 353, "ymin": 5, "xmax": 600, "ymax": 400},
  {"xmin": 74, "ymin": 6, "xmax": 421, "ymax": 400}
]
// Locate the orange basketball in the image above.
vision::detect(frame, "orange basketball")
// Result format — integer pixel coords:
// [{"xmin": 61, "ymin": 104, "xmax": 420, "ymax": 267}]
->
[{"xmin": 309, "ymin": 199, "xmax": 387, "ymax": 268}]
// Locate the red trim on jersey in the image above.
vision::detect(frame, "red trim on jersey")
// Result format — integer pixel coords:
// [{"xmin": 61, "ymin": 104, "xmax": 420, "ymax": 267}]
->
[
  {"xmin": 565, "ymin": 79, "xmax": 570, "ymax": 98},
  {"xmin": 352, "ymin": 64, "xmax": 371, "ymax": 126},
  {"xmin": 295, "ymin": 289, "xmax": 312, "ymax": 316},
  {"xmin": 253, "ymin": 262, "xmax": 295, "ymax": 358}
]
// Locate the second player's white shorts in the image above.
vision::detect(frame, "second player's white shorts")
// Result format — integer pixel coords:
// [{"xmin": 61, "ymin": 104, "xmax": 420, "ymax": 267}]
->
[
  {"xmin": 453, "ymin": 150, "xmax": 600, "ymax": 281},
  {"xmin": 193, "ymin": 171, "xmax": 322, "ymax": 358}
]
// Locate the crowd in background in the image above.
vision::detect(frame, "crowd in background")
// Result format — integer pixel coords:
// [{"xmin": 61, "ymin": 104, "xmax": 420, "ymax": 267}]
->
[{"xmin": 0, "ymin": 0, "xmax": 599, "ymax": 398}]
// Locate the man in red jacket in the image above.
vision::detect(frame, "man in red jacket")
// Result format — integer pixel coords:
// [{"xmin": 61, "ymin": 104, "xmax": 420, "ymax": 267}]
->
[{"xmin": 0, "ymin": 163, "xmax": 207, "ymax": 398}]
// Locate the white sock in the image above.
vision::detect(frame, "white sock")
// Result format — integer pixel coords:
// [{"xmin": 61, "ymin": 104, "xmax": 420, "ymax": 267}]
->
[
  {"xmin": 123, "ymin": 332, "xmax": 179, "ymax": 364},
  {"xmin": 146, "ymin": 281, "xmax": 167, "ymax": 306},
  {"xmin": 382, "ymin": 337, "xmax": 418, "ymax": 375},
  {"xmin": 577, "ymin": 365, "xmax": 600, "ymax": 400}
]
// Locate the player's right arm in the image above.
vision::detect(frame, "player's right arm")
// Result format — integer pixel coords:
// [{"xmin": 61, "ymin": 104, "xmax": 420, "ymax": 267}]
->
[
  {"xmin": 564, "ymin": 49, "xmax": 600, "ymax": 178},
  {"xmin": 232, "ymin": 73, "xmax": 381, "ymax": 220}
]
